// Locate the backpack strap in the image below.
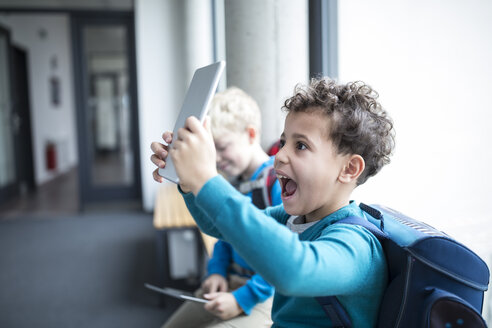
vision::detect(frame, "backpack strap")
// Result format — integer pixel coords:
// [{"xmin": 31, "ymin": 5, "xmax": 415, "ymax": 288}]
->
[
  {"xmin": 315, "ymin": 214, "xmax": 387, "ymax": 327},
  {"xmin": 264, "ymin": 167, "xmax": 277, "ymax": 205},
  {"xmin": 237, "ymin": 166, "xmax": 277, "ymax": 209},
  {"xmin": 315, "ymin": 296, "xmax": 353, "ymax": 328},
  {"xmin": 336, "ymin": 216, "xmax": 388, "ymax": 240}
]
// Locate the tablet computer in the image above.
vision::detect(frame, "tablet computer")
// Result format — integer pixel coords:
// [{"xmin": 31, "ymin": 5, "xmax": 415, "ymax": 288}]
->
[
  {"xmin": 144, "ymin": 283, "xmax": 209, "ymax": 304},
  {"xmin": 159, "ymin": 61, "xmax": 225, "ymax": 184}
]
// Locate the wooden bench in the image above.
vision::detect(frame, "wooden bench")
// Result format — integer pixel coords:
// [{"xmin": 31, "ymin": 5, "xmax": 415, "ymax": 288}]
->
[
  {"xmin": 153, "ymin": 184, "xmax": 217, "ymax": 294},
  {"xmin": 153, "ymin": 183, "xmax": 217, "ymax": 255}
]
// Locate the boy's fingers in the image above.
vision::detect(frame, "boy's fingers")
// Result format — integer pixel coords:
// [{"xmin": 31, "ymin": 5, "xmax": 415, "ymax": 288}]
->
[
  {"xmin": 150, "ymin": 147, "xmax": 167, "ymax": 165},
  {"xmin": 150, "ymin": 141, "xmax": 161, "ymax": 153},
  {"xmin": 203, "ymin": 116, "xmax": 212, "ymax": 134},
  {"xmin": 207, "ymin": 281, "xmax": 217, "ymax": 293},
  {"xmin": 176, "ymin": 126, "xmax": 193, "ymax": 142},
  {"xmin": 184, "ymin": 116, "xmax": 202, "ymax": 133},
  {"xmin": 201, "ymin": 279, "xmax": 210, "ymax": 289},
  {"xmin": 150, "ymin": 142, "xmax": 168, "ymax": 156},
  {"xmin": 204, "ymin": 300, "xmax": 215, "ymax": 312},
  {"xmin": 203, "ymin": 294, "xmax": 221, "ymax": 312},
  {"xmin": 150, "ymin": 154, "xmax": 165, "ymax": 168},
  {"xmin": 203, "ymin": 292, "xmax": 219, "ymax": 300},
  {"xmin": 162, "ymin": 131, "xmax": 173, "ymax": 144},
  {"xmin": 150, "ymin": 154, "xmax": 159, "ymax": 166},
  {"xmin": 152, "ymin": 169, "xmax": 163, "ymax": 183},
  {"xmin": 219, "ymin": 282, "xmax": 228, "ymax": 292}
]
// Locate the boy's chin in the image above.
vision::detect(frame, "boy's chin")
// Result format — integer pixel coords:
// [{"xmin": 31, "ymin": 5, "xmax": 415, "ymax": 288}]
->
[
  {"xmin": 218, "ymin": 168, "xmax": 236, "ymax": 178},
  {"xmin": 282, "ymin": 204, "xmax": 302, "ymax": 217}
]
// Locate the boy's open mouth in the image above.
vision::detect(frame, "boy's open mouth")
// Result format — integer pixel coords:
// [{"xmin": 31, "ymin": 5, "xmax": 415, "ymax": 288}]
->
[{"xmin": 277, "ymin": 174, "xmax": 297, "ymax": 197}]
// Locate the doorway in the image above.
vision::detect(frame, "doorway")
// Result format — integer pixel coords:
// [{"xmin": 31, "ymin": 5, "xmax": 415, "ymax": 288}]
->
[
  {"xmin": 0, "ymin": 25, "xmax": 35, "ymax": 205},
  {"xmin": 12, "ymin": 45, "xmax": 35, "ymax": 195},
  {"xmin": 71, "ymin": 12, "xmax": 141, "ymax": 208},
  {"xmin": 0, "ymin": 24, "xmax": 17, "ymax": 203}
]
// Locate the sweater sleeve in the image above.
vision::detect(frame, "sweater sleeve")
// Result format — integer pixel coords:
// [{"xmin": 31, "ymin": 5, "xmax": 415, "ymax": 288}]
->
[
  {"xmin": 180, "ymin": 182, "xmax": 288, "ymax": 239},
  {"xmin": 194, "ymin": 175, "xmax": 381, "ymax": 297},
  {"xmin": 180, "ymin": 186, "xmax": 223, "ymax": 239},
  {"xmin": 232, "ymin": 273, "xmax": 274, "ymax": 315},
  {"xmin": 207, "ymin": 240, "xmax": 232, "ymax": 278}
]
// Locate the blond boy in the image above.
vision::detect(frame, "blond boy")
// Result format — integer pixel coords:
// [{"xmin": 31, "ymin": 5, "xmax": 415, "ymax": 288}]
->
[{"xmin": 161, "ymin": 87, "xmax": 281, "ymax": 328}]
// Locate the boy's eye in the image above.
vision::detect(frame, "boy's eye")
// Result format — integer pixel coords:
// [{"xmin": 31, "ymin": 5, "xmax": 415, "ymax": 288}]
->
[
  {"xmin": 279, "ymin": 139, "xmax": 286, "ymax": 148},
  {"xmin": 296, "ymin": 142, "xmax": 307, "ymax": 150},
  {"xmin": 216, "ymin": 146, "xmax": 226, "ymax": 153},
  {"xmin": 215, "ymin": 143, "xmax": 229, "ymax": 152}
]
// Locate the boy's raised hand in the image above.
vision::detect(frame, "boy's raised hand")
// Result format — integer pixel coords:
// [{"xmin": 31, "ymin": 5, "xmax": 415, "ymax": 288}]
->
[
  {"xmin": 150, "ymin": 131, "xmax": 173, "ymax": 183},
  {"xmin": 170, "ymin": 116, "xmax": 218, "ymax": 195}
]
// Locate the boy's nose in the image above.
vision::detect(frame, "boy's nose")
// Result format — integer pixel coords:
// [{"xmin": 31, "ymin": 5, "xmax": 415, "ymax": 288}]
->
[{"xmin": 274, "ymin": 146, "xmax": 288, "ymax": 166}]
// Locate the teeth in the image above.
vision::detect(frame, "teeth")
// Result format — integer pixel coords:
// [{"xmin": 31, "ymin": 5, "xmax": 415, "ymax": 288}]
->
[{"xmin": 276, "ymin": 174, "xmax": 288, "ymax": 179}]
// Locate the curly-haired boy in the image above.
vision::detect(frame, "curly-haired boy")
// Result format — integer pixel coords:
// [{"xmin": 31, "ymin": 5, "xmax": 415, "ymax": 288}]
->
[{"xmin": 151, "ymin": 77, "xmax": 395, "ymax": 327}]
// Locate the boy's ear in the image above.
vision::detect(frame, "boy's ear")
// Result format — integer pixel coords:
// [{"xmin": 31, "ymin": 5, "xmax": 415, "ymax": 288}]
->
[
  {"xmin": 339, "ymin": 155, "xmax": 365, "ymax": 184},
  {"xmin": 246, "ymin": 126, "xmax": 257, "ymax": 143}
]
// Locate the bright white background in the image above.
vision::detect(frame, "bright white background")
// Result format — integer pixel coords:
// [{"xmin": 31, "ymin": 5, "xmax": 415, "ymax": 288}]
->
[{"xmin": 339, "ymin": 0, "xmax": 492, "ymax": 318}]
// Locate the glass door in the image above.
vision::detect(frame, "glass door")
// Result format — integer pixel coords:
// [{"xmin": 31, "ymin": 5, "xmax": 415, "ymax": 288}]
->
[
  {"xmin": 72, "ymin": 13, "xmax": 141, "ymax": 207},
  {"xmin": 0, "ymin": 25, "xmax": 17, "ymax": 203}
]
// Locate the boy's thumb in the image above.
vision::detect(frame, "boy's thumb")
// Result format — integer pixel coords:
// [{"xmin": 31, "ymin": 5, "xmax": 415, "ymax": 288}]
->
[{"xmin": 203, "ymin": 292, "xmax": 218, "ymax": 300}]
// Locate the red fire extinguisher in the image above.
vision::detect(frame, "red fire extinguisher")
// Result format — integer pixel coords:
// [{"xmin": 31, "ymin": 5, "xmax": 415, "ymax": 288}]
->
[{"xmin": 46, "ymin": 142, "xmax": 57, "ymax": 171}]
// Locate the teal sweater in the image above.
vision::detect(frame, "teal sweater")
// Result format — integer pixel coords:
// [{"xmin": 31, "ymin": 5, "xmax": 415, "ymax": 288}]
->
[
  {"xmin": 182, "ymin": 175, "xmax": 387, "ymax": 327},
  {"xmin": 208, "ymin": 157, "xmax": 280, "ymax": 314}
]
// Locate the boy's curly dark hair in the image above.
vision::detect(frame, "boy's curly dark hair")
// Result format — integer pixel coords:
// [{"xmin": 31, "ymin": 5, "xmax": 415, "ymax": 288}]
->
[{"xmin": 283, "ymin": 77, "xmax": 395, "ymax": 185}]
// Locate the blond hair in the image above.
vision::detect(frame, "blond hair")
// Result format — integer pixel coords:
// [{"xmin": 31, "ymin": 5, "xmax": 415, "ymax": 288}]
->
[{"xmin": 209, "ymin": 87, "xmax": 262, "ymax": 138}]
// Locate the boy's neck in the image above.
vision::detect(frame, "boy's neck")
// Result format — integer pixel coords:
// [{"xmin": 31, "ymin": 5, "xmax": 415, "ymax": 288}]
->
[
  {"xmin": 305, "ymin": 185, "xmax": 355, "ymax": 223},
  {"xmin": 241, "ymin": 145, "xmax": 270, "ymax": 181}
]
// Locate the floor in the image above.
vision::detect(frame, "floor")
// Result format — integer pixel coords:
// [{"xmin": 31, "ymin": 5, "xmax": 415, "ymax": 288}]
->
[
  {"xmin": 0, "ymin": 166, "xmax": 140, "ymax": 219},
  {"xmin": 0, "ymin": 168, "xmax": 181, "ymax": 327},
  {"xmin": 0, "ymin": 206, "xmax": 177, "ymax": 328},
  {"xmin": 0, "ymin": 168, "xmax": 79, "ymax": 220}
]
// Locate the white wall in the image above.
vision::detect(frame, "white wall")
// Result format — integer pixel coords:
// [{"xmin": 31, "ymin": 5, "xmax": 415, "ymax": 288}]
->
[
  {"xmin": 0, "ymin": 13, "xmax": 77, "ymax": 185},
  {"xmin": 135, "ymin": 0, "xmax": 214, "ymax": 211},
  {"xmin": 339, "ymin": 0, "xmax": 492, "ymax": 319}
]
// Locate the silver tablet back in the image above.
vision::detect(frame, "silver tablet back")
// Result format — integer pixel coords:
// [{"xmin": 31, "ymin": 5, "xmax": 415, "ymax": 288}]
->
[{"xmin": 159, "ymin": 61, "xmax": 225, "ymax": 184}]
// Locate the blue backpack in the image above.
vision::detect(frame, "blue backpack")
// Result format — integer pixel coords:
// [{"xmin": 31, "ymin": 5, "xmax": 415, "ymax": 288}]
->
[{"xmin": 316, "ymin": 203, "xmax": 490, "ymax": 328}]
